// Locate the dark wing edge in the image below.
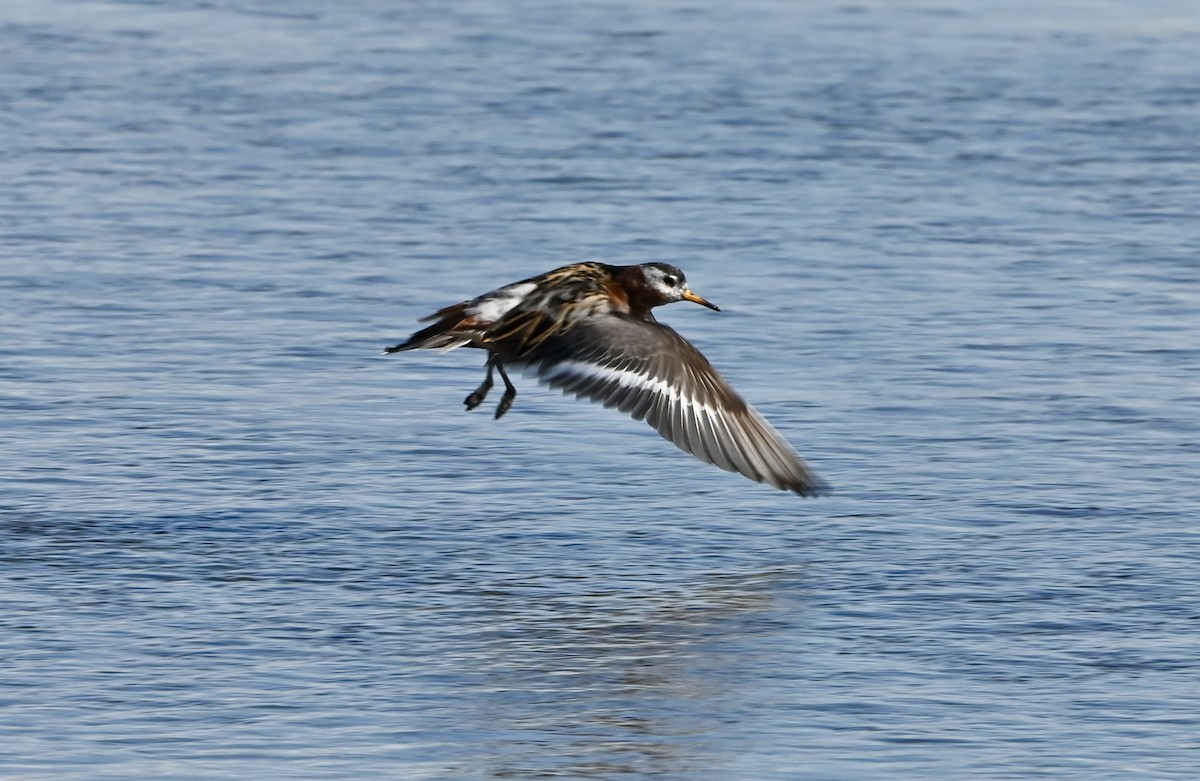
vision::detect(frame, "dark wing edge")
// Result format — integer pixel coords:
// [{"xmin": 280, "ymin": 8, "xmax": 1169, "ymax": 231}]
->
[{"xmin": 523, "ymin": 317, "xmax": 830, "ymax": 497}]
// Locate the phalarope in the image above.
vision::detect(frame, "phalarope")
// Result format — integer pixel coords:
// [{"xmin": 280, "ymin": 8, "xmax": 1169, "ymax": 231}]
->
[{"xmin": 386, "ymin": 262, "xmax": 827, "ymax": 497}]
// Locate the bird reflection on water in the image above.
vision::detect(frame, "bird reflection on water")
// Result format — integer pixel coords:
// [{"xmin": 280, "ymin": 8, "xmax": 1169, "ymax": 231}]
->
[{"xmin": 450, "ymin": 567, "xmax": 804, "ymax": 779}]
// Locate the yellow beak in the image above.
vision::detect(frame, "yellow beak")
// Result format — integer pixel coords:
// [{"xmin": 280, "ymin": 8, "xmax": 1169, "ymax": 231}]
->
[{"xmin": 683, "ymin": 289, "xmax": 721, "ymax": 312}]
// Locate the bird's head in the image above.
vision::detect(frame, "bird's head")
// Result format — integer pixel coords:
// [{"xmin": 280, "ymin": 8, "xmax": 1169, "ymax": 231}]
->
[{"xmin": 638, "ymin": 263, "xmax": 720, "ymax": 312}]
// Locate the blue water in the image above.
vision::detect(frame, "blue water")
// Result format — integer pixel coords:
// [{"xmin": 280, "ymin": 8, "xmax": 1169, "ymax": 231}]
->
[{"xmin": 4, "ymin": 1, "xmax": 1200, "ymax": 778}]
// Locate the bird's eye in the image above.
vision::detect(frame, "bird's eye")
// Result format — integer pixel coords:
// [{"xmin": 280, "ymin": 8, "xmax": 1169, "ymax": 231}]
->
[{"xmin": 663, "ymin": 275, "xmax": 678, "ymax": 287}]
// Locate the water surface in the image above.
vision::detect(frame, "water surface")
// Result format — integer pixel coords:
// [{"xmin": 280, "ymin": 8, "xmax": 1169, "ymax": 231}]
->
[{"xmin": 3, "ymin": 1, "xmax": 1200, "ymax": 778}]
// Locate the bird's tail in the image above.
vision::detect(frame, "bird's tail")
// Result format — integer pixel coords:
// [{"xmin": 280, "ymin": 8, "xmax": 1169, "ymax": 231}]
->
[{"xmin": 384, "ymin": 303, "xmax": 476, "ymax": 354}]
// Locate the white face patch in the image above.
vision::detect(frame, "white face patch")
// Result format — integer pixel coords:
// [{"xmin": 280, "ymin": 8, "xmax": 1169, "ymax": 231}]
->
[
  {"xmin": 642, "ymin": 266, "xmax": 685, "ymax": 302},
  {"xmin": 469, "ymin": 281, "xmax": 538, "ymax": 322}
]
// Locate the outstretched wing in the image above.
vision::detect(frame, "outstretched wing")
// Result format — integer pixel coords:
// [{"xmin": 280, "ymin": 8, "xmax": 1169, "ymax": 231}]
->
[{"xmin": 522, "ymin": 314, "xmax": 828, "ymax": 497}]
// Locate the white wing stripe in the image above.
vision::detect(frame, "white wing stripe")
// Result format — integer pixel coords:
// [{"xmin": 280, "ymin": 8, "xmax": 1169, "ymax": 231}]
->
[{"xmin": 542, "ymin": 360, "xmax": 722, "ymax": 422}]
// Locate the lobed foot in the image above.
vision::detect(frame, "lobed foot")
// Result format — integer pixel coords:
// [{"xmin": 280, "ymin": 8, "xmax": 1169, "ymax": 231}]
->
[
  {"xmin": 494, "ymin": 390, "xmax": 516, "ymax": 420},
  {"xmin": 465, "ymin": 387, "xmax": 489, "ymax": 411},
  {"xmin": 464, "ymin": 375, "xmax": 493, "ymax": 411}
]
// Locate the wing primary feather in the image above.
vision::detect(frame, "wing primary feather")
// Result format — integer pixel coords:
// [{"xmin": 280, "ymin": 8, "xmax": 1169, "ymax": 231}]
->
[
  {"xmin": 746, "ymin": 410, "xmax": 801, "ymax": 491},
  {"xmin": 695, "ymin": 406, "xmax": 736, "ymax": 473},
  {"xmin": 719, "ymin": 407, "xmax": 773, "ymax": 485},
  {"xmin": 741, "ymin": 406, "xmax": 824, "ymax": 495},
  {"xmin": 680, "ymin": 396, "xmax": 714, "ymax": 466},
  {"xmin": 657, "ymin": 387, "xmax": 678, "ymax": 448}
]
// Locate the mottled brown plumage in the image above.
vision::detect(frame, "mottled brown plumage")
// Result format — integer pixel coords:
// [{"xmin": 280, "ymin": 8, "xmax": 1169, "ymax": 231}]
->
[{"xmin": 385, "ymin": 262, "xmax": 827, "ymax": 497}]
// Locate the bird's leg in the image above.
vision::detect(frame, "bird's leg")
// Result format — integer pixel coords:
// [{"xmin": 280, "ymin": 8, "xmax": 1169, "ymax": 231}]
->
[
  {"xmin": 493, "ymin": 360, "xmax": 517, "ymax": 420},
  {"xmin": 464, "ymin": 356, "xmax": 495, "ymax": 411}
]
